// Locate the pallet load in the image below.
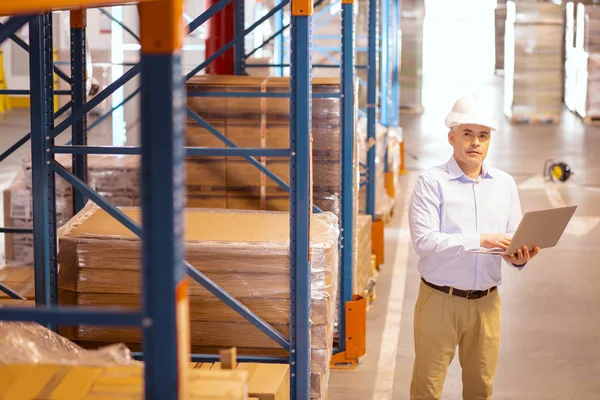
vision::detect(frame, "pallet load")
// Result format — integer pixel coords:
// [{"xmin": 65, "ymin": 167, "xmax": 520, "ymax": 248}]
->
[
  {"xmin": 185, "ymin": 75, "xmax": 351, "ymax": 220},
  {"xmin": 4, "ymin": 155, "xmax": 141, "ymax": 266},
  {"xmin": 504, "ymin": 1, "xmax": 564, "ymax": 124},
  {"xmin": 357, "ymin": 118, "xmax": 394, "ymax": 221},
  {"xmin": 400, "ymin": 5, "xmax": 424, "ymax": 112},
  {"xmin": 574, "ymin": 3, "xmax": 600, "ymax": 123},
  {"xmin": 495, "ymin": 4, "xmax": 507, "ymax": 73},
  {"xmin": 0, "ymin": 322, "xmax": 290, "ymax": 399},
  {"xmin": 354, "ymin": 215, "xmax": 374, "ymax": 297},
  {"xmin": 565, "ymin": 1, "xmax": 577, "ymax": 112},
  {"xmin": 57, "ymin": 204, "xmax": 339, "ymax": 400}
]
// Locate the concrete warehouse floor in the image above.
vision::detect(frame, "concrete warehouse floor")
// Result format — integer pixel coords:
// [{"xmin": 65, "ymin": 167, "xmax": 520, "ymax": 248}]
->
[
  {"xmin": 0, "ymin": 74, "xmax": 599, "ymax": 399},
  {"xmin": 328, "ymin": 75, "xmax": 600, "ymax": 399}
]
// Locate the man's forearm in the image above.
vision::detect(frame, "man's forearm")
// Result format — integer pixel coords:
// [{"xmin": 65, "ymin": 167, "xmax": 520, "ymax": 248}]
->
[{"xmin": 413, "ymin": 231, "xmax": 480, "ymax": 258}]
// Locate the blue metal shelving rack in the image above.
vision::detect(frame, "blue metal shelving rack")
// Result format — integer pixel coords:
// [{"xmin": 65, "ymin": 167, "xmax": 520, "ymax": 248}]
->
[
  {"xmin": 0, "ymin": 0, "xmax": 316, "ymax": 398},
  {"xmin": 231, "ymin": 0, "xmax": 362, "ymax": 363}
]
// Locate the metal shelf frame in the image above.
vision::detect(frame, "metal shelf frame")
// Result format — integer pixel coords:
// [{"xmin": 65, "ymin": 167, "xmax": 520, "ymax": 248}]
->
[
  {"xmin": 267, "ymin": 0, "xmax": 402, "ymax": 220},
  {"xmin": 236, "ymin": 0, "xmax": 360, "ymax": 356},
  {"xmin": 0, "ymin": 0, "xmax": 316, "ymax": 398}
]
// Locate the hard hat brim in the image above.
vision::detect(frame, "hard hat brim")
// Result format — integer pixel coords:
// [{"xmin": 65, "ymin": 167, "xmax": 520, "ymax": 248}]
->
[{"xmin": 445, "ymin": 112, "xmax": 498, "ymax": 131}]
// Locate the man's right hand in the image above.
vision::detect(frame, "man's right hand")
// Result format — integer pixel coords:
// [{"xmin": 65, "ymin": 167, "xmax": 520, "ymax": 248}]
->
[{"xmin": 480, "ymin": 233, "xmax": 512, "ymax": 250}]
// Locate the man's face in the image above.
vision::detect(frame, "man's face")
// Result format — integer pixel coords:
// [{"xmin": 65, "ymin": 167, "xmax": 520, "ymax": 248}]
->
[{"xmin": 448, "ymin": 124, "xmax": 491, "ymax": 168}]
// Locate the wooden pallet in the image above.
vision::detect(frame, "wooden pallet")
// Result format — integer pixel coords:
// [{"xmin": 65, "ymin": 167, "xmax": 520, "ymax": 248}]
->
[
  {"xmin": 583, "ymin": 115, "xmax": 600, "ymax": 126},
  {"xmin": 509, "ymin": 114, "xmax": 560, "ymax": 125}
]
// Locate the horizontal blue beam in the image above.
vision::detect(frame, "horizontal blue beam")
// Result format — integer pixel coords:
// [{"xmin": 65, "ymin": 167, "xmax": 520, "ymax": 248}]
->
[
  {"xmin": 0, "ymin": 89, "xmax": 71, "ymax": 95},
  {"xmin": 186, "ymin": 0, "xmax": 290, "ymax": 80},
  {"xmin": 0, "ymin": 282, "xmax": 26, "ymax": 300},
  {"xmin": 0, "ymin": 227, "xmax": 33, "ymax": 234},
  {"xmin": 0, "ymin": 102, "xmax": 71, "ymax": 163},
  {"xmin": 185, "ymin": 263, "xmax": 290, "ymax": 350},
  {"xmin": 246, "ymin": 63, "xmax": 343, "ymax": 69},
  {"xmin": 99, "ymin": 9, "xmax": 140, "ymax": 42},
  {"xmin": 188, "ymin": 91, "xmax": 340, "ymax": 99},
  {"xmin": 52, "ymin": 145, "xmax": 291, "ymax": 157},
  {"xmin": 0, "ymin": 307, "xmax": 142, "ymax": 326},
  {"xmin": 51, "ymin": 63, "xmax": 141, "ymax": 140},
  {"xmin": 132, "ymin": 352, "xmax": 288, "ymax": 364}
]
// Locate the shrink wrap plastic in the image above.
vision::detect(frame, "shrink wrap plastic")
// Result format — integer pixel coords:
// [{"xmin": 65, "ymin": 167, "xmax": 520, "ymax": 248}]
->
[
  {"xmin": 504, "ymin": 1, "xmax": 564, "ymax": 120},
  {"xmin": 0, "ymin": 321, "xmax": 140, "ymax": 366},
  {"xmin": 185, "ymin": 75, "xmax": 344, "ymax": 218},
  {"xmin": 357, "ymin": 117, "xmax": 394, "ymax": 218},
  {"xmin": 57, "ymin": 203, "xmax": 339, "ymax": 400}
]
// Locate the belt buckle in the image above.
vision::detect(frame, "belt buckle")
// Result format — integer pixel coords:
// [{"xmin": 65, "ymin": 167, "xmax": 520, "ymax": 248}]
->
[{"xmin": 465, "ymin": 290, "xmax": 476, "ymax": 300}]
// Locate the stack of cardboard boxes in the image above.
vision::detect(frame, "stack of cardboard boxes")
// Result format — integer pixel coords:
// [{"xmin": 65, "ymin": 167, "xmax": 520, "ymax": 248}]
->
[
  {"xmin": 57, "ymin": 205, "xmax": 339, "ymax": 400},
  {"xmin": 573, "ymin": 3, "xmax": 600, "ymax": 120},
  {"xmin": 504, "ymin": 1, "xmax": 564, "ymax": 122},
  {"xmin": 495, "ymin": 3, "xmax": 507, "ymax": 73},
  {"xmin": 4, "ymin": 154, "xmax": 141, "ymax": 266},
  {"xmin": 400, "ymin": 1, "xmax": 425, "ymax": 111}
]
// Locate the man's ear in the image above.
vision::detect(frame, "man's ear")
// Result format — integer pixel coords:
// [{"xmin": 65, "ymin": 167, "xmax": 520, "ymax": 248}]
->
[{"xmin": 448, "ymin": 130, "xmax": 454, "ymax": 145}]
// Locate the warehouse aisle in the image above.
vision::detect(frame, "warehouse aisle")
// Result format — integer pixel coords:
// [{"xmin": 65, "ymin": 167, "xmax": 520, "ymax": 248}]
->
[{"xmin": 329, "ymin": 75, "xmax": 600, "ymax": 399}]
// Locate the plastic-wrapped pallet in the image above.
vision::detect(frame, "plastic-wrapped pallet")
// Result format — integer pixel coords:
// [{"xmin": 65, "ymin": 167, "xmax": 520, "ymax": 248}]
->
[
  {"xmin": 354, "ymin": 215, "xmax": 373, "ymax": 296},
  {"xmin": 357, "ymin": 117, "xmax": 394, "ymax": 219},
  {"xmin": 400, "ymin": 7, "xmax": 424, "ymax": 111},
  {"xmin": 4, "ymin": 155, "xmax": 141, "ymax": 265},
  {"xmin": 185, "ymin": 75, "xmax": 344, "ymax": 220},
  {"xmin": 57, "ymin": 204, "xmax": 339, "ymax": 400},
  {"xmin": 504, "ymin": 1, "xmax": 564, "ymax": 123},
  {"xmin": 573, "ymin": 3, "xmax": 600, "ymax": 120},
  {"xmin": 495, "ymin": 5, "xmax": 507, "ymax": 72}
]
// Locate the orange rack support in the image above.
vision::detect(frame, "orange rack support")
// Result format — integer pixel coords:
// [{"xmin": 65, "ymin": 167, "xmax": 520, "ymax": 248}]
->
[
  {"xmin": 330, "ymin": 295, "xmax": 367, "ymax": 370},
  {"xmin": 372, "ymin": 218, "xmax": 384, "ymax": 267}
]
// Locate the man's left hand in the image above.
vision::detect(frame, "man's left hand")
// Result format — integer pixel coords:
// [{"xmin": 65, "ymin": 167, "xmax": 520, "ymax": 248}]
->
[{"xmin": 503, "ymin": 246, "xmax": 540, "ymax": 266}]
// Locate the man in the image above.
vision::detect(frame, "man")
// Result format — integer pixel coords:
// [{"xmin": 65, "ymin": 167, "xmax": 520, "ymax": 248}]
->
[{"xmin": 408, "ymin": 94, "xmax": 540, "ymax": 400}]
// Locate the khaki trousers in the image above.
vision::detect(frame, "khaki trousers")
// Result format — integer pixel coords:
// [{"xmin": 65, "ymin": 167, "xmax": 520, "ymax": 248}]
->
[{"xmin": 410, "ymin": 281, "xmax": 501, "ymax": 400}]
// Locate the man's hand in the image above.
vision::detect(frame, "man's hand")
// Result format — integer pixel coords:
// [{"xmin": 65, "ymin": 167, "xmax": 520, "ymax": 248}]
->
[
  {"xmin": 480, "ymin": 233, "xmax": 512, "ymax": 250},
  {"xmin": 503, "ymin": 246, "xmax": 540, "ymax": 266}
]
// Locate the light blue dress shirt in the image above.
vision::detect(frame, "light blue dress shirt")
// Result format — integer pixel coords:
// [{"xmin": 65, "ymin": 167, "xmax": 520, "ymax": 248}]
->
[{"xmin": 408, "ymin": 156, "xmax": 523, "ymax": 291}]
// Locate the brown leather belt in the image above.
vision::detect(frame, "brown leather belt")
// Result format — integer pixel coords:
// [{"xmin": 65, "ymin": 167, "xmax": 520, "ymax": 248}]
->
[{"xmin": 421, "ymin": 278, "xmax": 497, "ymax": 300}]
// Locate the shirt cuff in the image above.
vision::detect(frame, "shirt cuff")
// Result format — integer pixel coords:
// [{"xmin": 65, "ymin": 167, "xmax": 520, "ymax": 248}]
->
[
  {"xmin": 512, "ymin": 262, "xmax": 527, "ymax": 270},
  {"xmin": 462, "ymin": 233, "xmax": 481, "ymax": 251}
]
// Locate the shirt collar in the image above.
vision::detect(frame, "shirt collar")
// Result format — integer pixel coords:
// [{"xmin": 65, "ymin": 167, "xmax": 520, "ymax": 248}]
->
[{"xmin": 447, "ymin": 155, "xmax": 494, "ymax": 181}]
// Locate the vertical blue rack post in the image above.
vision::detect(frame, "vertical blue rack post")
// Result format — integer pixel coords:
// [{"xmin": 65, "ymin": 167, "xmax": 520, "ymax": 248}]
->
[
  {"xmin": 366, "ymin": 0, "xmax": 378, "ymax": 220},
  {"xmin": 289, "ymin": 0, "xmax": 313, "ymax": 395},
  {"xmin": 338, "ymin": 0, "xmax": 356, "ymax": 355},
  {"xmin": 329, "ymin": 0, "xmax": 368, "ymax": 371},
  {"xmin": 70, "ymin": 9, "xmax": 88, "ymax": 214},
  {"xmin": 390, "ymin": 0, "xmax": 400, "ymax": 129},
  {"xmin": 0, "ymin": 0, "xmax": 317, "ymax": 397},
  {"xmin": 29, "ymin": 13, "xmax": 59, "ymax": 311},
  {"xmin": 138, "ymin": 0, "xmax": 189, "ymax": 397}
]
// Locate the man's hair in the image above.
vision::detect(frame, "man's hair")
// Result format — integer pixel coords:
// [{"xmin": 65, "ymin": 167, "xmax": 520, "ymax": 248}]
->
[{"xmin": 450, "ymin": 126, "xmax": 457, "ymax": 133}]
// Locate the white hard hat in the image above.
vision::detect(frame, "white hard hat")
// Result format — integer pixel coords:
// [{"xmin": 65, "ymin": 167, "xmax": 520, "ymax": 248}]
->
[{"xmin": 444, "ymin": 94, "xmax": 498, "ymax": 131}]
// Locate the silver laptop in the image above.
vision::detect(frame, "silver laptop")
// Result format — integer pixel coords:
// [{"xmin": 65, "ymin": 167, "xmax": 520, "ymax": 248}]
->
[{"xmin": 468, "ymin": 205, "xmax": 578, "ymax": 255}]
